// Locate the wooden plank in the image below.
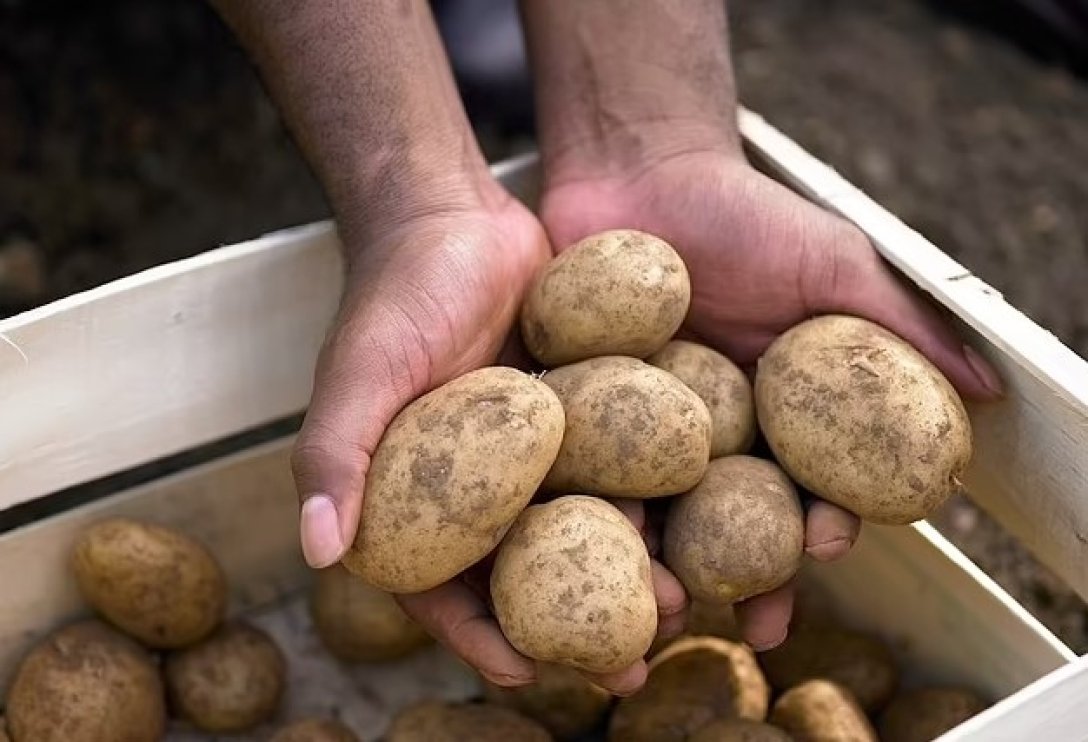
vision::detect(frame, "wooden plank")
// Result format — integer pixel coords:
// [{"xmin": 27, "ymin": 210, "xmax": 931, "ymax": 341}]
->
[{"xmin": 738, "ymin": 108, "xmax": 1088, "ymax": 603}]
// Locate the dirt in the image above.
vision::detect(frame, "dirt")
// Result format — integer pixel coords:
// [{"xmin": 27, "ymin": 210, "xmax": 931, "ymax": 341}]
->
[{"xmin": 1, "ymin": 0, "xmax": 1086, "ymax": 650}]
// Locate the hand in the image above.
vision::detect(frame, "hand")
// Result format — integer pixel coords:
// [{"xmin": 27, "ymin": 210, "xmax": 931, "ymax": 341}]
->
[{"xmin": 539, "ymin": 150, "xmax": 1003, "ymax": 650}]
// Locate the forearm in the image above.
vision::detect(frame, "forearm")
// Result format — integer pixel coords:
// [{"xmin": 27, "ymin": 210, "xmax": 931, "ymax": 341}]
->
[{"xmin": 519, "ymin": 0, "xmax": 742, "ymax": 179}]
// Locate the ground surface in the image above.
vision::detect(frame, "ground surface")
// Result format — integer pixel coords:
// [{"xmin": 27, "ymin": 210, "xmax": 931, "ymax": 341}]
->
[{"xmin": 1, "ymin": 0, "xmax": 1085, "ymax": 650}]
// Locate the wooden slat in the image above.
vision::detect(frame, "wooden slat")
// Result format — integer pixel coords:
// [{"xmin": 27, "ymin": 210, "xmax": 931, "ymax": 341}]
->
[{"xmin": 738, "ymin": 108, "xmax": 1088, "ymax": 604}]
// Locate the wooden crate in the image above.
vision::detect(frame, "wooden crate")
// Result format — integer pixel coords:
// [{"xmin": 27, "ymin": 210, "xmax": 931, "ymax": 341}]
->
[{"xmin": 1, "ymin": 110, "xmax": 1085, "ymax": 739}]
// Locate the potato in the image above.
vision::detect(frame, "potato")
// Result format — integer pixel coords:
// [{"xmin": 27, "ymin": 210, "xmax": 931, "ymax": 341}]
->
[
  {"xmin": 491, "ymin": 495, "xmax": 657, "ymax": 674},
  {"xmin": 770, "ymin": 680, "xmax": 877, "ymax": 742},
  {"xmin": 165, "ymin": 621, "xmax": 285, "ymax": 733},
  {"xmin": 648, "ymin": 341, "xmax": 756, "ymax": 458},
  {"xmin": 879, "ymin": 687, "xmax": 987, "ymax": 742},
  {"xmin": 686, "ymin": 601, "xmax": 740, "ymax": 641},
  {"xmin": 755, "ymin": 314, "xmax": 972, "ymax": 525},
  {"xmin": 689, "ymin": 719, "xmax": 793, "ymax": 742},
  {"xmin": 71, "ymin": 517, "xmax": 227, "ymax": 648},
  {"xmin": 310, "ymin": 564, "xmax": 430, "ymax": 662},
  {"xmin": 270, "ymin": 718, "xmax": 361, "ymax": 742},
  {"xmin": 5, "ymin": 620, "xmax": 165, "ymax": 742},
  {"xmin": 758, "ymin": 624, "xmax": 898, "ymax": 713},
  {"xmin": 664, "ymin": 456, "xmax": 804, "ymax": 604},
  {"xmin": 0, "ymin": 716, "xmax": 8, "ymax": 742},
  {"xmin": 386, "ymin": 701, "xmax": 552, "ymax": 742},
  {"xmin": 541, "ymin": 356, "xmax": 711, "ymax": 497},
  {"xmin": 484, "ymin": 663, "xmax": 612, "ymax": 740},
  {"xmin": 520, "ymin": 229, "xmax": 690, "ymax": 366},
  {"xmin": 342, "ymin": 367, "xmax": 565, "ymax": 593}
]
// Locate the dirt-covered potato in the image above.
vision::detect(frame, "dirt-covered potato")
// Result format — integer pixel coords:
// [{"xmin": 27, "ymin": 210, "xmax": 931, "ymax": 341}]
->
[
  {"xmin": 688, "ymin": 719, "xmax": 793, "ymax": 742},
  {"xmin": 609, "ymin": 636, "xmax": 770, "ymax": 742},
  {"xmin": 5, "ymin": 620, "xmax": 166, "ymax": 742},
  {"xmin": 758, "ymin": 624, "xmax": 898, "ymax": 713},
  {"xmin": 664, "ymin": 456, "xmax": 804, "ymax": 604},
  {"xmin": 541, "ymin": 356, "xmax": 711, "ymax": 498},
  {"xmin": 310, "ymin": 564, "xmax": 430, "ymax": 662},
  {"xmin": 755, "ymin": 314, "xmax": 973, "ymax": 525},
  {"xmin": 343, "ymin": 367, "xmax": 565, "ymax": 593},
  {"xmin": 386, "ymin": 701, "xmax": 552, "ymax": 742},
  {"xmin": 270, "ymin": 718, "xmax": 361, "ymax": 742},
  {"xmin": 164, "ymin": 621, "xmax": 285, "ymax": 733},
  {"xmin": 491, "ymin": 496, "xmax": 657, "ymax": 674},
  {"xmin": 770, "ymin": 680, "xmax": 877, "ymax": 741},
  {"xmin": 484, "ymin": 663, "xmax": 612, "ymax": 740},
  {"xmin": 71, "ymin": 517, "xmax": 227, "ymax": 648},
  {"xmin": 520, "ymin": 229, "xmax": 690, "ymax": 366},
  {"xmin": 648, "ymin": 340, "xmax": 756, "ymax": 458},
  {"xmin": 879, "ymin": 687, "xmax": 987, "ymax": 742}
]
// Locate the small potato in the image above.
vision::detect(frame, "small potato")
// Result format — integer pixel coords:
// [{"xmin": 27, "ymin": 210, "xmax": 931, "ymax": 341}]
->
[
  {"xmin": 648, "ymin": 341, "xmax": 756, "ymax": 458},
  {"xmin": 689, "ymin": 719, "xmax": 793, "ymax": 742},
  {"xmin": 270, "ymin": 718, "xmax": 361, "ymax": 742},
  {"xmin": 755, "ymin": 314, "xmax": 972, "ymax": 525},
  {"xmin": 770, "ymin": 680, "xmax": 877, "ymax": 742},
  {"xmin": 386, "ymin": 701, "xmax": 552, "ymax": 742},
  {"xmin": 5, "ymin": 620, "xmax": 166, "ymax": 742},
  {"xmin": 484, "ymin": 663, "xmax": 612, "ymax": 740},
  {"xmin": 542, "ymin": 356, "xmax": 711, "ymax": 498},
  {"xmin": 664, "ymin": 456, "xmax": 804, "ymax": 604},
  {"xmin": 758, "ymin": 624, "xmax": 898, "ymax": 713},
  {"xmin": 491, "ymin": 496, "xmax": 657, "ymax": 674},
  {"xmin": 310, "ymin": 564, "xmax": 430, "ymax": 662},
  {"xmin": 71, "ymin": 517, "xmax": 227, "ymax": 648},
  {"xmin": 879, "ymin": 687, "xmax": 987, "ymax": 742},
  {"xmin": 521, "ymin": 229, "xmax": 690, "ymax": 366},
  {"xmin": 343, "ymin": 367, "xmax": 565, "ymax": 593},
  {"xmin": 165, "ymin": 622, "xmax": 285, "ymax": 733}
]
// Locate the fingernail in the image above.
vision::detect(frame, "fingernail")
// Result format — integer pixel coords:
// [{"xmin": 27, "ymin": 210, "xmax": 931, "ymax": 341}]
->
[
  {"xmin": 963, "ymin": 345, "xmax": 1003, "ymax": 397},
  {"xmin": 805, "ymin": 537, "xmax": 853, "ymax": 562},
  {"xmin": 749, "ymin": 626, "xmax": 788, "ymax": 652},
  {"xmin": 300, "ymin": 495, "xmax": 344, "ymax": 568},
  {"xmin": 481, "ymin": 670, "xmax": 535, "ymax": 688}
]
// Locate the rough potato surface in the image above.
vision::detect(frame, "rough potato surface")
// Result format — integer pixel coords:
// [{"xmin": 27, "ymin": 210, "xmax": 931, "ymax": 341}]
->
[
  {"xmin": 71, "ymin": 517, "xmax": 226, "ymax": 648},
  {"xmin": 689, "ymin": 719, "xmax": 793, "ymax": 742},
  {"xmin": 165, "ymin": 622, "xmax": 285, "ymax": 733},
  {"xmin": 386, "ymin": 701, "xmax": 552, "ymax": 742},
  {"xmin": 755, "ymin": 314, "xmax": 972, "ymax": 525},
  {"xmin": 648, "ymin": 340, "xmax": 756, "ymax": 458},
  {"xmin": 310, "ymin": 564, "xmax": 430, "ymax": 662},
  {"xmin": 5, "ymin": 620, "xmax": 165, "ymax": 742},
  {"xmin": 879, "ymin": 687, "xmax": 986, "ymax": 742},
  {"xmin": 484, "ymin": 663, "xmax": 612, "ymax": 740},
  {"xmin": 521, "ymin": 229, "xmax": 691, "ymax": 366},
  {"xmin": 770, "ymin": 680, "xmax": 877, "ymax": 742},
  {"xmin": 542, "ymin": 357, "xmax": 711, "ymax": 498},
  {"xmin": 491, "ymin": 496, "xmax": 657, "ymax": 674},
  {"xmin": 343, "ymin": 367, "xmax": 565, "ymax": 593},
  {"xmin": 664, "ymin": 456, "xmax": 803, "ymax": 604},
  {"xmin": 270, "ymin": 718, "xmax": 361, "ymax": 742}
]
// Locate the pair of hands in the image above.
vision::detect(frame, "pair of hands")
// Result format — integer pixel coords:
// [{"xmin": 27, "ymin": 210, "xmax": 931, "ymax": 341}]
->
[{"xmin": 291, "ymin": 149, "xmax": 1001, "ymax": 695}]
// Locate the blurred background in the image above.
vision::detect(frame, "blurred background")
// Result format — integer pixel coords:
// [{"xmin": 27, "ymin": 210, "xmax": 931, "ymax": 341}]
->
[{"xmin": 1, "ymin": 0, "xmax": 1085, "ymax": 648}]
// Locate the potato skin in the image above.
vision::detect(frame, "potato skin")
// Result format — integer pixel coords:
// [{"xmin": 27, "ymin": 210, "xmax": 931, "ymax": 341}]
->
[
  {"xmin": 310, "ymin": 564, "xmax": 430, "ymax": 662},
  {"xmin": 386, "ymin": 701, "xmax": 552, "ymax": 742},
  {"xmin": 483, "ymin": 663, "xmax": 612, "ymax": 740},
  {"xmin": 755, "ymin": 314, "xmax": 972, "ymax": 525},
  {"xmin": 664, "ymin": 456, "xmax": 804, "ymax": 604},
  {"xmin": 879, "ymin": 687, "xmax": 987, "ymax": 742},
  {"xmin": 542, "ymin": 356, "xmax": 711, "ymax": 498},
  {"xmin": 521, "ymin": 229, "xmax": 690, "ymax": 366},
  {"xmin": 5, "ymin": 620, "xmax": 166, "ymax": 742},
  {"xmin": 491, "ymin": 496, "xmax": 657, "ymax": 674},
  {"xmin": 270, "ymin": 718, "xmax": 361, "ymax": 742},
  {"xmin": 689, "ymin": 719, "xmax": 793, "ymax": 742},
  {"xmin": 343, "ymin": 367, "xmax": 565, "ymax": 593},
  {"xmin": 71, "ymin": 517, "xmax": 227, "ymax": 648},
  {"xmin": 648, "ymin": 341, "xmax": 756, "ymax": 458},
  {"xmin": 165, "ymin": 622, "xmax": 285, "ymax": 733},
  {"xmin": 770, "ymin": 680, "xmax": 877, "ymax": 742}
]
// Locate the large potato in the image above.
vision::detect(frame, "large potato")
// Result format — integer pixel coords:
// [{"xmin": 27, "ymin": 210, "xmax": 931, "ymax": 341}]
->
[
  {"xmin": 310, "ymin": 564, "xmax": 430, "ymax": 662},
  {"xmin": 5, "ymin": 620, "xmax": 166, "ymax": 742},
  {"xmin": 165, "ymin": 622, "xmax": 285, "ymax": 733},
  {"xmin": 484, "ymin": 663, "xmax": 612, "ymax": 740},
  {"xmin": 689, "ymin": 719, "xmax": 793, "ymax": 742},
  {"xmin": 386, "ymin": 701, "xmax": 552, "ymax": 742},
  {"xmin": 879, "ymin": 687, "xmax": 987, "ymax": 742},
  {"xmin": 755, "ymin": 314, "xmax": 972, "ymax": 524},
  {"xmin": 491, "ymin": 496, "xmax": 657, "ymax": 674},
  {"xmin": 343, "ymin": 367, "xmax": 565, "ymax": 593},
  {"xmin": 542, "ymin": 356, "xmax": 711, "ymax": 497},
  {"xmin": 770, "ymin": 680, "xmax": 877, "ymax": 742},
  {"xmin": 270, "ymin": 718, "xmax": 360, "ymax": 742},
  {"xmin": 648, "ymin": 341, "xmax": 756, "ymax": 458},
  {"xmin": 664, "ymin": 456, "xmax": 804, "ymax": 604},
  {"xmin": 520, "ymin": 229, "xmax": 690, "ymax": 366},
  {"xmin": 71, "ymin": 517, "xmax": 226, "ymax": 648}
]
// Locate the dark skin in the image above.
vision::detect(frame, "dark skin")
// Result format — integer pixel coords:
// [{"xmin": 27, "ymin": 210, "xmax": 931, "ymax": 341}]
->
[{"xmin": 211, "ymin": 0, "xmax": 1002, "ymax": 695}]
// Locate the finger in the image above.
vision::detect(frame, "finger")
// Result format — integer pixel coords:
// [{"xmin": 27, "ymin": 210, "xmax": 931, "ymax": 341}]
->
[
  {"xmin": 652, "ymin": 560, "xmax": 689, "ymax": 640},
  {"xmin": 398, "ymin": 581, "xmax": 536, "ymax": 687},
  {"xmin": 583, "ymin": 661, "xmax": 649, "ymax": 697},
  {"xmin": 608, "ymin": 499, "xmax": 660, "ymax": 554},
  {"xmin": 734, "ymin": 581, "xmax": 795, "ymax": 651},
  {"xmin": 804, "ymin": 500, "xmax": 861, "ymax": 562}
]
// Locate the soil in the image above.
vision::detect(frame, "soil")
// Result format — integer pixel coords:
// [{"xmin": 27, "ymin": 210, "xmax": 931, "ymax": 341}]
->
[{"xmin": 1, "ymin": 0, "xmax": 1086, "ymax": 650}]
